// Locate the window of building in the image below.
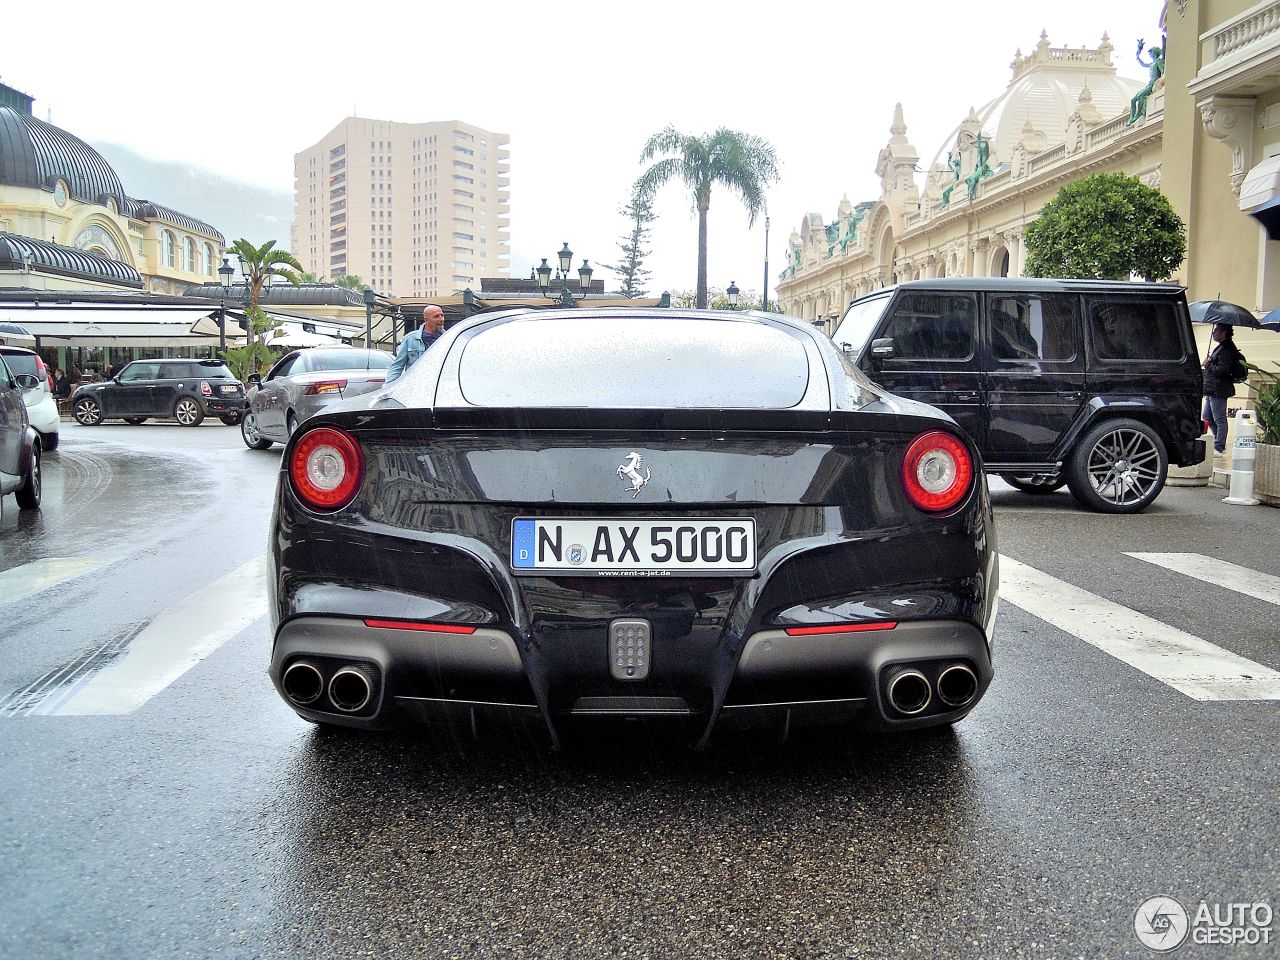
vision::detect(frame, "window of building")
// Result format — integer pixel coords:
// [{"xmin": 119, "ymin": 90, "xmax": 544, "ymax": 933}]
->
[
  {"xmin": 183, "ymin": 238, "xmax": 196, "ymax": 272},
  {"xmin": 201, "ymin": 242, "xmax": 213, "ymax": 276},
  {"xmin": 162, "ymin": 230, "xmax": 176, "ymax": 268}
]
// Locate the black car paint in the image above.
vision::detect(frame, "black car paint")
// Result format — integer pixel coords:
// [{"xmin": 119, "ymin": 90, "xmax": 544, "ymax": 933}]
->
[
  {"xmin": 267, "ymin": 310, "xmax": 997, "ymax": 746},
  {"xmin": 839, "ymin": 279, "xmax": 1205, "ymax": 474},
  {"xmin": 69, "ymin": 360, "xmax": 245, "ymax": 421}
]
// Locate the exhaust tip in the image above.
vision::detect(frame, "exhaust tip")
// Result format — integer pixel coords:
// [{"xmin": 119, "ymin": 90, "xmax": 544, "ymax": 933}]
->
[
  {"xmin": 328, "ymin": 665, "xmax": 374, "ymax": 714},
  {"xmin": 937, "ymin": 664, "xmax": 978, "ymax": 708},
  {"xmin": 887, "ymin": 668, "xmax": 932, "ymax": 716},
  {"xmin": 282, "ymin": 660, "xmax": 324, "ymax": 706}
]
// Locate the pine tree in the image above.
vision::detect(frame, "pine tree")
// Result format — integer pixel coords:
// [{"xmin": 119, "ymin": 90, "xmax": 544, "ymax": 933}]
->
[{"xmin": 599, "ymin": 191, "xmax": 656, "ymax": 298}]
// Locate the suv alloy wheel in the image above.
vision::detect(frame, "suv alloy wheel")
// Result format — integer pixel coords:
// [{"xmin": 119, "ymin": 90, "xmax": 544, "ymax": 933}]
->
[
  {"xmin": 73, "ymin": 396, "xmax": 103, "ymax": 426},
  {"xmin": 1065, "ymin": 418, "xmax": 1168, "ymax": 514}
]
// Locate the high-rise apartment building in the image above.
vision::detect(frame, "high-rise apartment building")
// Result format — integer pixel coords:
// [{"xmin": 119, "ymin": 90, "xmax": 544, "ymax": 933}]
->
[{"xmin": 292, "ymin": 117, "xmax": 510, "ymax": 297}]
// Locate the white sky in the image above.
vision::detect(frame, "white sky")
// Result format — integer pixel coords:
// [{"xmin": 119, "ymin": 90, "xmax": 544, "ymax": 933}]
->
[{"xmin": 4, "ymin": 0, "xmax": 1163, "ymax": 299}]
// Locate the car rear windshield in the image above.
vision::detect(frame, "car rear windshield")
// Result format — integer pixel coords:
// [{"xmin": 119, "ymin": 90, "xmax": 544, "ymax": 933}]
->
[
  {"xmin": 0, "ymin": 352, "xmax": 38, "ymax": 378},
  {"xmin": 309, "ymin": 350, "xmax": 392, "ymax": 372},
  {"xmin": 195, "ymin": 361, "xmax": 236, "ymax": 378},
  {"xmin": 458, "ymin": 315, "xmax": 810, "ymax": 408}
]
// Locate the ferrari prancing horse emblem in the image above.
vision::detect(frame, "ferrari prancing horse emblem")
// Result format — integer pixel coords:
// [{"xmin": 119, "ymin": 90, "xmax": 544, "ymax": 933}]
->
[{"xmin": 616, "ymin": 451, "xmax": 652, "ymax": 498}]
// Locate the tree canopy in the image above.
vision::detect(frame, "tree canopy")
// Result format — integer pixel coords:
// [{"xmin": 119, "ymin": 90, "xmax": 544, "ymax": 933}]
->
[
  {"xmin": 1023, "ymin": 173, "xmax": 1186, "ymax": 281},
  {"xmin": 635, "ymin": 127, "xmax": 779, "ymax": 308}
]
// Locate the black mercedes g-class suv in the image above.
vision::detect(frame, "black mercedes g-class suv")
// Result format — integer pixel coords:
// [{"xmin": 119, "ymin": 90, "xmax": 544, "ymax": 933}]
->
[
  {"xmin": 832, "ymin": 278, "xmax": 1205, "ymax": 513},
  {"xmin": 70, "ymin": 358, "xmax": 245, "ymax": 428}
]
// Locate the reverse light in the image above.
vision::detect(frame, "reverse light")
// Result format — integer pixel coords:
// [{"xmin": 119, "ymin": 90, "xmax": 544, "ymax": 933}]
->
[
  {"xmin": 289, "ymin": 426, "xmax": 364, "ymax": 511},
  {"xmin": 783, "ymin": 622, "xmax": 898, "ymax": 636},
  {"xmin": 901, "ymin": 431, "xmax": 973, "ymax": 512},
  {"xmin": 303, "ymin": 379, "xmax": 348, "ymax": 395}
]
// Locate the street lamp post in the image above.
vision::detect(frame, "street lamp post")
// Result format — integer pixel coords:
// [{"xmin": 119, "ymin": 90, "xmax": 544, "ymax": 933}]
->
[
  {"xmin": 762, "ymin": 216, "xmax": 770, "ymax": 313},
  {"xmin": 217, "ymin": 257, "xmax": 235, "ymax": 352},
  {"xmin": 535, "ymin": 242, "xmax": 594, "ymax": 306},
  {"xmin": 726, "ymin": 281, "xmax": 740, "ymax": 310},
  {"xmin": 363, "ymin": 286, "xmax": 375, "ymax": 347}
]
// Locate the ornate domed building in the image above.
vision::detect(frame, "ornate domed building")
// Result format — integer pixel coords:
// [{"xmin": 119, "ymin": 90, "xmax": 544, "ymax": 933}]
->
[
  {"xmin": 0, "ymin": 83, "xmax": 224, "ymax": 295},
  {"xmin": 777, "ymin": 30, "xmax": 1162, "ymax": 324}
]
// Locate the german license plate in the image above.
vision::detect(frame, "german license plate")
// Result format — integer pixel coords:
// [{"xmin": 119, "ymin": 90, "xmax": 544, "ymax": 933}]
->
[{"xmin": 511, "ymin": 517, "xmax": 756, "ymax": 577}]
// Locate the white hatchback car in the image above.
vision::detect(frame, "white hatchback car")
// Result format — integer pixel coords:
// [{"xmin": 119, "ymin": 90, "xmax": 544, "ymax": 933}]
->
[{"xmin": 0, "ymin": 347, "xmax": 59, "ymax": 450}]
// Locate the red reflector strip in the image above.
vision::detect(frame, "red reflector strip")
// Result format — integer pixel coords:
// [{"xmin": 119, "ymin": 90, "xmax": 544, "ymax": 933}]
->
[
  {"xmin": 363, "ymin": 618, "xmax": 477, "ymax": 634},
  {"xmin": 783, "ymin": 622, "xmax": 898, "ymax": 636}
]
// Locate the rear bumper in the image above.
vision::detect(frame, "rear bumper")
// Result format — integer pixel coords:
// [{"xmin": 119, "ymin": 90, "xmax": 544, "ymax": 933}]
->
[
  {"xmin": 24, "ymin": 395, "xmax": 59, "ymax": 434},
  {"xmin": 204, "ymin": 396, "xmax": 243, "ymax": 414},
  {"xmin": 270, "ymin": 614, "xmax": 993, "ymax": 742}
]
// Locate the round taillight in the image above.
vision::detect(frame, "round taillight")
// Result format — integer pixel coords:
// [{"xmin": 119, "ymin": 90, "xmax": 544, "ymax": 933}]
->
[
  {"xmin": 901, "ymin": 431, "xmax": 973, "ymax": 512},
  {"xmin": 289, "ymin": 426, "xmax": 364, "ymax": 511}
]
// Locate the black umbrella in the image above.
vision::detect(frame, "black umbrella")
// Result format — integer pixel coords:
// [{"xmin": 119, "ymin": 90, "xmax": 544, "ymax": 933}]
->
[
  {"xmin": 1188, "ymin": 300, "xmax": 1261, "ymax": 327},
  {"xmin": 1249, "ymin": 193, "xmax": 1280, "ymax": 240}
]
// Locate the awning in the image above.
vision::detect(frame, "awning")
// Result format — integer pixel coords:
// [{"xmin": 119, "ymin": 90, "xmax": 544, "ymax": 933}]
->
[
  {"xmin": 0, "ymin": 307, "xmax": 235, "ymax": 347},
  {"xmin": 1239, "ymin": 155, "xmax": 1280, "ymax": 212}
]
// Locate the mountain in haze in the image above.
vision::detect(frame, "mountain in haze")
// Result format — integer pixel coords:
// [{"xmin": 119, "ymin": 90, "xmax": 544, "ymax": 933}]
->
[{"xmin": 92, "ymin": 142, "xmax": 292, "ymax": 249}]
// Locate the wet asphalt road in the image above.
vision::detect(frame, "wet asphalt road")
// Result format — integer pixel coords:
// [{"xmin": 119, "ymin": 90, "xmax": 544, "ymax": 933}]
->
[{"xmin": 0, "ymin": 423, "xmax": 1277, "ymax": 959}]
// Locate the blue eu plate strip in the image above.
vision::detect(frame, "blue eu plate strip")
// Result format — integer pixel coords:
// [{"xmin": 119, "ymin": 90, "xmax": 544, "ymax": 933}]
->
[{"xmin": 511, "ymin": 519, "xmax": 536, "ymax": 568}]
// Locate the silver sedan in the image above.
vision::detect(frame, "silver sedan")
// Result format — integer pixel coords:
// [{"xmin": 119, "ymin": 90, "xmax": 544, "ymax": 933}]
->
[{"xmin": 241, "ymin": 347, "xmax": 391, "ymax": 449}]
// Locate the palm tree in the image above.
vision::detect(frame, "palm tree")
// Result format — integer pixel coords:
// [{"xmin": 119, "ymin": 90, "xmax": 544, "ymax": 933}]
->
[
  {"xmin": 333, "ymin": 274, "xmax": 365, "ymax": 290},
  {"xmin": 227, "ymin": 239, "xmax": 303, "ymax": 348},
  {"xmin": 635, "ymin": 127, "xmax": 779, "ymax": 308}
]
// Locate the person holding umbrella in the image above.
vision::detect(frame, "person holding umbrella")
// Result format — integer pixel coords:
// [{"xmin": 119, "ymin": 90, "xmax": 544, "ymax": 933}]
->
[{"xmin": 1202, "ymin": 323, "xmax": 1248, "ymax": 455}]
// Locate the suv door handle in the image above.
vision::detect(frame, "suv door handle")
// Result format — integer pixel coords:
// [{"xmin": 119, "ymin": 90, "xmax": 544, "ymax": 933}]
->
[{"xmin": 954, "ymin": 391, "xmax": 980, "ymax": 402}]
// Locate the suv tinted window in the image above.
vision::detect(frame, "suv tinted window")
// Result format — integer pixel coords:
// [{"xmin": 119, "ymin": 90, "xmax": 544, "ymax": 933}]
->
[
  {"xmin": 881, "ymin": 293, "xmax": 975, "ymax": 360},
  {"xmin": 990, "ymin": 294, "xmax": 1077, "ymax": 362},
  {"xmin": 1089, "ymin": 299, "xmax": 1184, "ymax": 361}
]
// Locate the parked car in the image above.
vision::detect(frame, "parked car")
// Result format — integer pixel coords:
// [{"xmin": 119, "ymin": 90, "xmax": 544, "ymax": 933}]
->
[
  {"xmin": 70, "ymin": 359, "xmax": 245, "ymax": 427},
  {"xmin": 0, "ymin": 346, "xmax": 59, "ymax": 450},
  {"xmin": 831, "ymin": 278, "xmax": 1205, "ymax": 513},
  {"xmin": 240, "ymin": 347, "xmax": 391, "ymax": 450},
  {"xmin": 268, "ymin": 308, "xmax": 998, "ymax": 743},
  {"xmin": 0, "ymin": 353, "xmax": 41, "ymax": 511}
]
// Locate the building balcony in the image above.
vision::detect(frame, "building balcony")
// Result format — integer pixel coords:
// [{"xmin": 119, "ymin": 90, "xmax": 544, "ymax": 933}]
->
[{"xmin": 1190, "ymin": 0, "xmax": 1280, "ymax": 98}]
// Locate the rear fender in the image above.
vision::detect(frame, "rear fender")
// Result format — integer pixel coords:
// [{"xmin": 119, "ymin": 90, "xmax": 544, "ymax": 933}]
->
[{"xmin": 1052, "ymin": 396, "xmax": 1200, "ymax": 467}]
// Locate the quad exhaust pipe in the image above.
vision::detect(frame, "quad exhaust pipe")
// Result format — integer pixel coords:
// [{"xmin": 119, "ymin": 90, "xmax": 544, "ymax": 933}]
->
[
  {"xmin": 328, "ymin": 665, "xmax": 375, "ymax": 713},
  {"xmin": 885, "ymin": 662, "xmax": 978, "ymax": 717},
  {"xmin": 887, "ymin": 668, "xmax": 932, "ymax": 715},
  {"xmin": 936, "ymin": 664, "xmax": 978, "ymax": 708},
  {"xmin": 282, "ymin": 660, "xmax": 324, "ymax": 706},
  {"xmin": 282, "ymin": 659, "xmax": 377, "ymax": 714}
]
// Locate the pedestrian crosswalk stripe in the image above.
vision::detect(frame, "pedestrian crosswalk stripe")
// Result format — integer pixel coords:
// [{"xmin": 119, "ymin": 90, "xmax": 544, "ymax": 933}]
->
[
  {"xmin": 0, "ymin": 557, "xmax": 106, "ymax": 604},
  {"xmin": 1000, "ymin": 555, "xmax": 1280, "ymax": 701},
  {"xmin": 1126, "ymin": 552, "xmax": 1280, "ymax": 608},
  {"xmin": 49, "ymin": 556, "xmax": 268, "ymax": 716}
]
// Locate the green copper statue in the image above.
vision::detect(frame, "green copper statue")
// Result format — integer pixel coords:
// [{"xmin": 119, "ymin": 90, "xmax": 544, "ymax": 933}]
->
[
  {"xmin": 941, "ymin": 150, "xmax": 962, "ymax": 209},
  {"xmin": 965, "ymin": 133, "xmax": 994, "ymax": 200},
  {"xmin": 1128, "ymin": 39, "xmax": 1165, "ymax": 125}
]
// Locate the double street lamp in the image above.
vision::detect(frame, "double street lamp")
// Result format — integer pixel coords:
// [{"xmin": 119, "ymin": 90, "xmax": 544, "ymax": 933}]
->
[{"xmin": 535, "ymin": 242, "xmax": 594, "ymax": 306}]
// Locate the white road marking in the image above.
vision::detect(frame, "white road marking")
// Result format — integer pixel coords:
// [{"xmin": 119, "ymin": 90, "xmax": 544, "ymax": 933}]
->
[
  {"xmin": 1126, "ymin": 552, "xmax": 1280, "ymax": 608},
  {"xmin": 0, "ymin": 557, "xmax": 107, "ymax": 603},
  {"xmin": 50, "ymin": 556, "xmax": 268, "ymax": 716},
  {"xmin": 1000, "ymin": 555, "xmax": 1280, "ymax": 701}
]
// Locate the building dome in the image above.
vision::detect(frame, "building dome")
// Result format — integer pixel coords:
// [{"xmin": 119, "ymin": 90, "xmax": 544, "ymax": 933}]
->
[
  {"xmin": 927, "ymin": 31, "xmax": 1142, "ymax": 173},
  {"xmin": 0, "ymin": 106, "xmax": 126, "ymax": 205}
]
